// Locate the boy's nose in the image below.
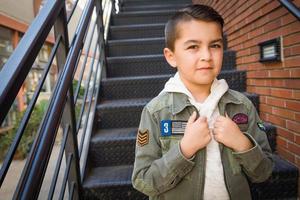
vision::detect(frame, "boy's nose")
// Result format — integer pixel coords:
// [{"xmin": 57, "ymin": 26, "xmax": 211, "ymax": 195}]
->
[{"xmin": 199, "ymin": 48, "xmax": 212, "ymax": 61}]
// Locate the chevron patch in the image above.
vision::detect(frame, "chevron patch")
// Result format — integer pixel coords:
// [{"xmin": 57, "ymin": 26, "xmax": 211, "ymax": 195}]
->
[{"xmin": 137, "ymin": 129, "xmax": 149, "ymax": 147}]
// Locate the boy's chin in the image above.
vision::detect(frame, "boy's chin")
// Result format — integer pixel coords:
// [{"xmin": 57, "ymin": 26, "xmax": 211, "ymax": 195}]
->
[{"xmin": 195, "ymin": 77, "xmax": 216, "ymax": 86}]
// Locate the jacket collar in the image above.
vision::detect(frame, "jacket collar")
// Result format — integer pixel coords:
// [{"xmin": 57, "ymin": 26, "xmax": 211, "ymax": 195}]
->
[{"xmin": 170, "ymin": 90, "xmax": 242, "ymax": 115}]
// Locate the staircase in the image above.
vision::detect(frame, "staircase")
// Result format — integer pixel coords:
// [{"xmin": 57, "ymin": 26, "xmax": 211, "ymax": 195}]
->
[{"xmin": 82, "ymin": 0, "xmax": 299, "ymax": 199}]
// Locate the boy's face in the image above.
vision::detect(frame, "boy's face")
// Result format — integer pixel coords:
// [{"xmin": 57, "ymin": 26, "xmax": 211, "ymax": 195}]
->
[{"xmin": 164, "ymin": 19, "xmax": 223, "ymax": 89}]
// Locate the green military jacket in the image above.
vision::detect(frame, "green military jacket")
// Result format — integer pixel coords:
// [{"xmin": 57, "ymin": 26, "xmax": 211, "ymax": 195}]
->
[{"xmin": 132, "ymin": 89, "xmax": 273, "ymax": 200}]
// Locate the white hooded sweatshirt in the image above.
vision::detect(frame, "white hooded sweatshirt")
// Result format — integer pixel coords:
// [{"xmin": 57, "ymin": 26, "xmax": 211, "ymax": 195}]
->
[{"xmin": 160, "ymin": 72, "xmax": 230, "ymax": 200}]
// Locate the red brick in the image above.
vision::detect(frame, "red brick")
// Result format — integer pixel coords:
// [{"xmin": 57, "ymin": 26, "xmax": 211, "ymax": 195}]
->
[
  {"xmin": 248, "ymin": 27, "xmax": 264, "ymax": 38},
  {"xmin": 272, "ymin": 107, "xmax": 295, "ymax": 120},
  {"xmin": 268, "ymin": 7, "xmax": 287, "ymax": 20},
  {"xmin": 243, "ymin": 39, "xmax": 256, "ymax": 49},
  {"xmin": 295, "ymin": 135, "xmax": 300, "ymax": 145},
  {"xmin": 263, "ymin": 19, "xmax": 282, "ymax": 33},
  {"xmin": 268, "ymin": 79, "xmax": 286, "ymax": 87},
  {"xmin": 260, "ymin": 96, "xmax": 267, "ymax": 104},
  {"xmin": 250, "ymin": 46, "xmax": 259, "ymax": 54},
  {"xmin": 247, "ymin": 86, "xmax": 256, "ymax": 93},
  {"xmin": 264, "ymin": 62, "xmax": 283, "ymax": 69},
  {"xmin": 247, "ymin": 63, "xmax": 266, "ymax": 71},
  {"xmin": 244, "ymin": 55, "xmax": 259, "ymax": 63},
  {"xmin": 295, "ymin": 113, "xmax": 300, "ymax": 122},
  {"xmin": 277, "ymin": 127, "xmax": 295, "ymax": 141},
  {"xmin": 285, "ymin": 79, "xmax": 300, "ymax": 89},
  {"xmin": 277, "ymin": 136, "xmax": 288, "ymax": 148},
  {"xmin": 266, "ymin": 96, "xmax": 285, "ymax": 107},
  {"xmin": 267, "ymin": 114, "xmax": 286, "ymax": 127},
  {"xmin": 286, "ymin": 100, "xmax": 300, "ymax": 112},
  {"xmin": 283, "ymin": 33, "xmax": 300, "ymax": 46},
  {"xmin": 277, "ymin": 146, "xmax": 295, "ymax": 163},
  {"xmin": 287, "ymin": 120, "xmax": 300, "ymax": 133},
  {"xmin": 284, "ymin": 48, "xmax": 292, "ymax": 57},
  {"xmin": 290, "ymin": 69, "xmax": 300, "ymax": 78},
  {"xmin": 293, "ymin": 90, "xmax": 300, "ymax": 100},
  {"xmin": 247, "ymin": 70, "xmax": 268, "ymax": 78},
  {"xmin": 271, "ymin": 88, "xmax": 293, "ymax": 99},
  {"xmin": 262, "ymin": 0, "xmax": 281, "ymax": 15},
  {"xmin": 291, "ymin": 45, "xmax": 300, "ymax": 55},
  {"xmin": 260, "ymin": 103, "xmax": 273, "ymax": 113},
  {"xmin": 281, "ymin": 13, "xmax": 298, "ymax": 25},
  {"xmin": 255, "ymin": 86, "xmax": 271, "ymax": 95},
  {"xmin": 268, "ymin": 70, "xmax": 290, "ymax": 78},
  {"xmin": 237, "ymin": 49, "xmax": 250, "ymax": 57},
  {"xmin": 236, "ymin": 57, "xmax": 244, "ymax": 65},
  {"xmin": 247, "ymin": 79, "xmax": 266, "ymax": 86},
  {"xmin": 267, "ymin": 28, "xmax": 283, "ymax": 39},
  {"xmin": 237, "ymin": 65, "xmax": 248, "ymax": 71},
  {"xmin": 282, "ymin": 21, "xmax": 300, "ymax": 36},
  {"xmin": 285, "ymin": 57, "xmax": 300, "ymax": 68},
  {"xmin": 253, "ymin": 15, "xmax": 270, "ymax": 29},
  {"xmin": 287, "ymin": 142, "xmax": 300, "ymax": 155},
  {"xmin": 291, "ymin": 0, "xmax": 300, "ymax": 7}
]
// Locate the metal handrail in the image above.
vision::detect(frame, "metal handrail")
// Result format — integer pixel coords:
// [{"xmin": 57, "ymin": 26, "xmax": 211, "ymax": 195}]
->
[
  {"xmin": 0, "ymin": 0, "xmax": 63, "ymax": 124},
  {"xmin": 278, "ymin": 0, "xmax": 300, "ymax": 21},
  {"xmin": 0, "ymin": 35, "xmax": 62, "ymax": 187},
  {"xmin": 0, "ymin": 0, "xmax": 116, "ymax": 199}
]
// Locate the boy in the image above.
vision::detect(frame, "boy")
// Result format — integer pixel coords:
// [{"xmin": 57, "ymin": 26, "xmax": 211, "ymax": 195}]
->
[{"xmin": 132, "ymin": 4, "xmax": 273, "ymax": 200}]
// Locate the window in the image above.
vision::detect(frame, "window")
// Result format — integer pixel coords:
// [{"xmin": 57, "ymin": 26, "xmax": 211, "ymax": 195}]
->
[
  {"xmin": 26, "ymin": 43, "xmax": 53, "ymax": 94},
  {"xmin": 0, "ymin": 26, "xmax": 13, "ymax": 71}
]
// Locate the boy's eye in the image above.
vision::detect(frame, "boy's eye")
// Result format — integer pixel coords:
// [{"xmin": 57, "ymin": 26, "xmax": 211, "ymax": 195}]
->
[
  {"xmin": 187, "ymin": 45, "xmax": 198, "ymax": 50},
  {"xmin": 210, "ymin": 44, "xmax": 222, "ymax": 48}
]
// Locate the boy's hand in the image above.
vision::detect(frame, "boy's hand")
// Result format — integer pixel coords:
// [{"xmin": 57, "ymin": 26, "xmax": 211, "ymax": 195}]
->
[
  {"xmin": 213, "ymin": 114, "xmax": 253, "ymax": 152},
  {"xmin": 180, "ymin": 111, "xmax": 211, "ymax": 159}
]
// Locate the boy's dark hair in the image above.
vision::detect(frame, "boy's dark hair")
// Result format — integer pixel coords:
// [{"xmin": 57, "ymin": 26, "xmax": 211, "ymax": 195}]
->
[{"xmin": 165, "ymin": 4, "xmax": 224, "ymax": 51}]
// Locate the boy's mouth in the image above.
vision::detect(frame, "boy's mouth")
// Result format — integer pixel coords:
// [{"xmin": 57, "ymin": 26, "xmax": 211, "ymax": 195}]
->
[{"xmin": 196, "ymin": 66, "xmax": 213, "ymax": 70}]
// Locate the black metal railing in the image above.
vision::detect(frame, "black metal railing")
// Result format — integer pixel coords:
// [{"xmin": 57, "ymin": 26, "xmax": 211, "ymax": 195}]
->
[
  {"xmin": 0, "ymin": 0, "xmax": 116, "ymax": 199},
  {"xmin": 278, "ymin": 0, "xmax": 300, "ymax": 21}
]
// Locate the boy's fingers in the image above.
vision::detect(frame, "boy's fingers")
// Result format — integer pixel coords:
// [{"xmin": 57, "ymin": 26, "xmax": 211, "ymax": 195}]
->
[
  {"xmin": 198, "ymin": 116, "xmax": 207, "ymax": 123},
  {"xmin": 225, "ymin": 112, "xmax": 229, "ymax": 118},
  {"xmin": 188, "ymin": 111, "xmax": 197, "ymax": 124}
]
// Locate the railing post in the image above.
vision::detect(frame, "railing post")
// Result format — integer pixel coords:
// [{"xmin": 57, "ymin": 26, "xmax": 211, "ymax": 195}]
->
[
  {"xmin": 54, "ymin": 3, "xmax": 82, "ymax": 200},
  {"xmin": 95, "ymin": 0, "xmax": 107, "ymax": 79}
]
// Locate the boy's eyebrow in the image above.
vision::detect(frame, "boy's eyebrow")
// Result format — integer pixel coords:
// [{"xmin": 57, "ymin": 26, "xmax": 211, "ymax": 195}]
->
[{"xmin": 183, "ymin": 38, "xmax": 223, "ymax": 45}]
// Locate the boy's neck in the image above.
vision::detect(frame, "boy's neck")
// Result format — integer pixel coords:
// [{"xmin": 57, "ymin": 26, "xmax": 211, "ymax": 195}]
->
[{"xmin": 184, "ymin": 81, "xmax": 212, "ymax": 103}]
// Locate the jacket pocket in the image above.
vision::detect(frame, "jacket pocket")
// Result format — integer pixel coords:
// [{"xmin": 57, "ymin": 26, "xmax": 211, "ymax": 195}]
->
[
  {"xmin": 225, "ymin": 148, "xmax": 242, "ymax": 175},
  {"xmin": 159, "ymin": 136, "xmax": 183, "ymax": 155}
]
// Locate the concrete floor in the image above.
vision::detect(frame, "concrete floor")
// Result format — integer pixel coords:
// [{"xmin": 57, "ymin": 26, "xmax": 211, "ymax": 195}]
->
[
  {"xmin": 0, "ymin": 106, "xmax": 94, "ymax": 200},
  {"xmin": 0, "ymin": 140, "xmax": 68, "ymax": 200}
]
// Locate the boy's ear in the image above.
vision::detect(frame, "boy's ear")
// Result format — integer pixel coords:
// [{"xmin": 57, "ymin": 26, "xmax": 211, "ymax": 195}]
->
[{"xmin": 163, "ymin": 48, "xmax": 177, "ymax": 68}]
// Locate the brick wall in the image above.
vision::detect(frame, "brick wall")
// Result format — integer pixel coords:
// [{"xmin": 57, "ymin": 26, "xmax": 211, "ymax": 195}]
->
[{"xmin": 193, "ymin": 0, "xmax": 300, "ymax": 177}]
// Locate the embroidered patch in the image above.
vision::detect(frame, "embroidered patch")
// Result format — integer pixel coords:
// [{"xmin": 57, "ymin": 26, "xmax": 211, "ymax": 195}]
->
[
  {"xmin": 160, "ymin": 120, "xmax": 187, "ymax": 136},
  {"xmin": 257, "ymin": 122, "xmax": 267, "ymax": 132},
  {"xmin": 232, "ymin": 113, "xmax": 248, "ymax": 124},
  {"xmin": 137, "ymin": 130, "xmax": 149, "ymax": 147}
]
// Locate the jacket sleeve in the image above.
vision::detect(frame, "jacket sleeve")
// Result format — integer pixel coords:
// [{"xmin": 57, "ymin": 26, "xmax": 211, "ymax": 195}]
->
[
  {"xmin": 232, "ymin": 102, "xmax": 274, "ymax": 183},
  {"xmin": 131, "ymin": 106, "xmax": 195, "ymax": 196}
]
